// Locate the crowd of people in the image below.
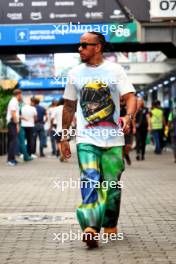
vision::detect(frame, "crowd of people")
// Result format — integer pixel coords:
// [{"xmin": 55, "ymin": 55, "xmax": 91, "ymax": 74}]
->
[
  {"xmin": 5, "ymin": 88, "xmax": 176, "ymax": 167},
  {"xmin": 122, "ymin": 97, "xmax": 176, "ymax": 165},
  {"xmin": 6, "ymin": 89, "xmax": 67, "ymax": 166}
]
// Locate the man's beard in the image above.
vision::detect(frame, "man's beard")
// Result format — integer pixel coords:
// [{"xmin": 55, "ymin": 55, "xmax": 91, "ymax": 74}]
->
[{"xmin": 80, "ymin": 57, "xmax": 88, "ymax": 63}]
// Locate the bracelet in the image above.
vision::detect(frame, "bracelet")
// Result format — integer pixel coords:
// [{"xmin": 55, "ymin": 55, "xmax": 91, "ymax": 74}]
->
[
  {"xmin": 60, "ymin": 138, "xmax": 68, "ymax": 142},
  {"xmin": 126, "ymin": 113, "xmax": 133, "ymax": 121}
]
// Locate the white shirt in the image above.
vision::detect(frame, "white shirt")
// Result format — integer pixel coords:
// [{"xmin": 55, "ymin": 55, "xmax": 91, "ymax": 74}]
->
[
  {"xmin": 64, "ymin": 60, "xmax": 135, "ymax": 147},
  {"xmin": 47, "ymin": 107, "xmax": 57, "ymax": 127},
  {"xmin": 21, "ymin": 105, "xmax": 37, "ymax": 127},
  {"xmin": 6, "ymin": 97, "xmax": 19, "ymax": 124},
  {"xmin": 51, "ymin": 105, "xmax": 63, "ymax": 132}
]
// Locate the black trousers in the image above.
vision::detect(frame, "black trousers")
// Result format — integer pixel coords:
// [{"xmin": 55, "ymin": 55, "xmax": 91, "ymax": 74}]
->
[
  {"xmin": 7, "ymin": 122, "xmax": 18, "ymax": 161},
  {"xmin": 33, "ymin": 123, "xmax": 45, "ymax": 155},
  {"xmin": 23, "ymin": 127, "xmax": 34, "ymax": 156},
  {"xmin": 136, "ymin": 129, "xmax": 148, "ymax": 157}
]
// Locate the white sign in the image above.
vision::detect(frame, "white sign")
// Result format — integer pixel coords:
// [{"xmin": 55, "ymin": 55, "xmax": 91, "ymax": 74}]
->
[
  {"xmin": 82, "ymin": 0, "xmax": 98, "ymax": 8},
  {"xmin": 150, "ymin": 0, "xmax": 176, "ymax": 19},
  {"xmin": 8, "ymin": 0, "xmax": 24, "ymax": 7},
  {"xmin": 31, "ymin": 1, "xmax": 48, "ymax": 6}
]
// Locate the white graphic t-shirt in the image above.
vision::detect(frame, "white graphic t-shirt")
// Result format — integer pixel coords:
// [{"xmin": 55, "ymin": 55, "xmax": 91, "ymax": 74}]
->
[{"xmin": 64, "ymin": 60, "xmax": 135, "ymax": 147}]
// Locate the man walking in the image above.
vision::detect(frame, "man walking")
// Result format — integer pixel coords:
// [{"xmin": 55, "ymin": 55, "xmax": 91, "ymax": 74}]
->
[
  {"xmin": 21, "ymin": 98, "xmax": 37, "ymax": 157},
  {"xmin": 33, "ymin": 98, "xmax": 47, "ymax": 157},
  {"xmin": 134, "ymin": 97, "xmax": 150, "ymax": 161},
  {"xmin": 150, "ymin": 100, "xmax": 164, "ymax": 154},
  {"xmin": 6, "ymin": 89, "xmax": 22, "ymax": 166},
  {"xmin": 61, "ymin": 32, "xmax": 136, "ymax": 247}
]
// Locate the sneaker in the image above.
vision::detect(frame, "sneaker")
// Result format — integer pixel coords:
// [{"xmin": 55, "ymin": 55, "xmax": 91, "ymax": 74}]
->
[
  {"xmin": 7, "ymin": 161, "xmax": 17, "ymax": 166},
  {"xmin": 24, "ymin": 157, "xmax": 33, "ymax": 162},
  {"xmin": 31, "ymin": 154, "xmax": 37, "ymax": 159},
  {"xmin": 82, "ymin": 227, "xmax": 99, "ymax": 248},
  {"xmin": 136, "ymin": 155, "xmax": 140, "ymax": 161}
]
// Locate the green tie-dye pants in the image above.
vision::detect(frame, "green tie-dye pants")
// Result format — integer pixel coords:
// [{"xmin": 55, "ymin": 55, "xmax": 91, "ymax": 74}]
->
[{"xmin": 76, "ymin": 143, "xmax": 125, "ymax": 232}]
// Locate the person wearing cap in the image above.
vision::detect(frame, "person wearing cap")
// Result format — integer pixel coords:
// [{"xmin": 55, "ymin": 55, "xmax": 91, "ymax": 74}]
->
[{"xmin": 61, "ymin": 32, "xmax": 137, "ymax": 248}]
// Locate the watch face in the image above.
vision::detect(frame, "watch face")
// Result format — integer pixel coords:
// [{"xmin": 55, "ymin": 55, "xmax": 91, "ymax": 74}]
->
[{"xmin": 127, "ymin": 114, "xmax": 132, "ymax": 120}]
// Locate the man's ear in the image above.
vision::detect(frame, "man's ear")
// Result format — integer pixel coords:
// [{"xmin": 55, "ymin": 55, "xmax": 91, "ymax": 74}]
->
[{"xmin": 96, "ymin": 43, "xmax": 102, "ymax": 53}]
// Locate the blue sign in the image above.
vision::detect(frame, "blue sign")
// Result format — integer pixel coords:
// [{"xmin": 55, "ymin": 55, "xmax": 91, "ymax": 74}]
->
[
  {"xmin": 18, "ymin": 77, "xmax": 67, "ymax": 90},
  {"xmin": 0, "ymin": 23, "xmax": 112, "ymax": 46}
]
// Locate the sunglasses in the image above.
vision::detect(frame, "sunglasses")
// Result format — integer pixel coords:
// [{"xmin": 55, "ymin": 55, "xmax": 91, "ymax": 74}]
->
[{"xmin": 78, "ymin": 42, "xmax": 99, "ymax": 49}]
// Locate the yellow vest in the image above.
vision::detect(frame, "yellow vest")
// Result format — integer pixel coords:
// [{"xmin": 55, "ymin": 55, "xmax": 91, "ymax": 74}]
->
[{"xmin": 151, "ymin": 108, "xmax": 163, "ymax": 130}]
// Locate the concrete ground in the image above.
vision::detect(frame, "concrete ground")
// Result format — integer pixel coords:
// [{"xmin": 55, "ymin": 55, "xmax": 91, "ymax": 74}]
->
[{"xmin": 0, "ymin": 142, "xmax": 176, "ymax": 264}]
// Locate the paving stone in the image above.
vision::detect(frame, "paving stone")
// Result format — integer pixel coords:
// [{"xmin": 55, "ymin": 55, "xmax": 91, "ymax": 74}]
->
[{"xmin": 0, "ymin": 144, "xmax": 176, "ymax": 264}]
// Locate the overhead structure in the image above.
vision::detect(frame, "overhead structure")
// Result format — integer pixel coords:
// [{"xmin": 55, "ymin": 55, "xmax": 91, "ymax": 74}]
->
[{"xmin": 0, "ymin": 0, "xmax": 175, "ymax": 95}]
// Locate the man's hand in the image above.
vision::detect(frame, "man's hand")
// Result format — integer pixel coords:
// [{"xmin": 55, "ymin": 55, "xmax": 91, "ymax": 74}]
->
[
  {"xmin": 61, "ymin": 141, "xmax": 71, "ymax": 159},
  {"xmin": 120, "ymin": 93, "xmax": 137, "ymax": 134},
  {"xmin": 120, "ymin": 115, "xmax": 131, "ymax": 134}
]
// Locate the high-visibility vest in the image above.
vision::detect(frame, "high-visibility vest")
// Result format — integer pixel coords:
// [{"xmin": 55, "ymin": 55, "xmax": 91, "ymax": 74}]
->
[{"xmin": 151, "ymin": 108, "xmax": 163, "ymax": 130}]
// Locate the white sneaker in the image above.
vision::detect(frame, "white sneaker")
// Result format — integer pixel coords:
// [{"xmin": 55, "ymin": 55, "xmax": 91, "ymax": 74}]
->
[
  {"xmin": 31, "ymin": 154, "xmax": 37, "ymax": 159},
  {"xmin": 7, "ymin": 161, "xmax": 16, "ymax": 166},
  {"xmin": 19, "ymin": 154, "xmax": 24, "ymax": 159}
]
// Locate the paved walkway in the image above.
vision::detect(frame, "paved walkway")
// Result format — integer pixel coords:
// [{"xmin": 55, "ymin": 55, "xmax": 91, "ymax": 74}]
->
[{"xmin": 0, "ymin": 143, "xmax": 176, "ymax": 264}]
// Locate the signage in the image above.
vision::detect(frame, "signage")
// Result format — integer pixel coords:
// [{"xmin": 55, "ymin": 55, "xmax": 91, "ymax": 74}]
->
[
  {"xmin": 18, "ymin": 77, "xmax": 66, "ymax": 89},
  {"xmin": 0, "ymin": 0, "xmax": 129, "ymax": 24},
  {"xmin": 109, "ymin": 23, "xmax": 138, "ymax": 43},
  {"xmin": 0, "ymin": 22, "xmax": 138, "ymax": 46},
  {"xmin": 150, "ymin": 0, "xmax": 176, "ymax": 20}
]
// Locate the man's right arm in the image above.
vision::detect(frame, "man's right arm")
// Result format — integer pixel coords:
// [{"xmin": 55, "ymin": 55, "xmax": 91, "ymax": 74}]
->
[
  {"xmin": 62, "ymin": 99, "xmax": 77, "ymax": 139},
  {"xmin": 61, "ymin": 99, "xmax": 76, "ymax": 159}
]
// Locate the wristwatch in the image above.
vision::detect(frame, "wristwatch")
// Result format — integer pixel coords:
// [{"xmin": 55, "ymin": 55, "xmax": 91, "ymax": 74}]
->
[{"xmin": 126, "ymin": 113, "xmax": 133, "ymax": 122}]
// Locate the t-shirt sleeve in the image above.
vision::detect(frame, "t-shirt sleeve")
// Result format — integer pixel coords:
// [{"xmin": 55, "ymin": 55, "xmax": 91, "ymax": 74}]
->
[
  {"xmin": 63, "ymin": 72, "xmax": 77, "ymax": 101},
  {"xmin": 51, "ymin": 108, "xmax": 56, "ymax": 119},
  {"xmin": 116, "ymin": 65, "xmax": 136, "ymax": 96},
  {"xmin": 9, "ymin": 99, "xmax": 18, "ymax": 112}
]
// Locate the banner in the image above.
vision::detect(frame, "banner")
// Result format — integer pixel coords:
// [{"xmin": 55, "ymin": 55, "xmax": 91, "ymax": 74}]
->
[
  {"xmin": 0, "ymin": 22, "xmax": 138, "ymax": 46},
  {"xmin": 109, "ymin": 22, "xmax": 138, "ymax": 43},
  {"xmin": 0, "ymin": 0, "xmax": 129, "ymax": 24},
  {"xmin": 18, "ymin": 77, "xmax": 66, "ymax": 89}
]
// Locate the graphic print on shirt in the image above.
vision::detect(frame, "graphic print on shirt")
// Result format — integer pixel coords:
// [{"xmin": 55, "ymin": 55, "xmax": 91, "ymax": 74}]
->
[{"xmin": 80, "ymin": 80, "xmax": 115, "ymax": 127}]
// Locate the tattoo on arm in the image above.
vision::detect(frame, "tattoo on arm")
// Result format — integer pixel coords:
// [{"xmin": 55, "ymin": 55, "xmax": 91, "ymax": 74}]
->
[{"xmin": 62, "ymin": 99, "xmax": 77, "ymax": 130}]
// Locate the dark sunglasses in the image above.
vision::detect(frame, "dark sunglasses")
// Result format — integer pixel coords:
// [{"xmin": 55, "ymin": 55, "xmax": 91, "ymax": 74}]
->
[{"xmin": 78, "ymin": 42, "xmax": 99, "ymax": 49}]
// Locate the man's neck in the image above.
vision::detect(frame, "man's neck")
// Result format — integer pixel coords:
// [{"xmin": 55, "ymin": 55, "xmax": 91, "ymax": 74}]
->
[{"xmin": 86, "ymin": 57, "xmax": 104, "ymax": 67}]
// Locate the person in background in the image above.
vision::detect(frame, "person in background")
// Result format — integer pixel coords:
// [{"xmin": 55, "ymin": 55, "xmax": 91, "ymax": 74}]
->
[
  {"xmin": 168, "ymin": 105, "xmax": 176, "ymax": 163},
  {"xmin": 33, "ymin": 97, "xmax": 47, "ymax": 157},
  {"xmin": 21, "ymin": 98, "xmax": 37, "ymax": 157},
  {"xmin": 51, "ymin": 98, "xmax": 64, "ymax": 161},
  {"xmin": 120, "ymin": 97, "xmax": 133, "ymax": 165},
  {"xmin": 150, "ymin": 100, "xmax": 164, "ymax": 154},
  {"xmin": 47, "ymin": 99, "xmax": 58, "ymax": 156},
  {"xmin": 134, "ymin": 97, "xmax": 150, "ymax": 161},
  {"xmin": 6, "ymin": 89, "xmax": 22, "ymax": 166},
  {"xmin": 18, "ymin": 99, "xmax": 33, "ymax": 162}
]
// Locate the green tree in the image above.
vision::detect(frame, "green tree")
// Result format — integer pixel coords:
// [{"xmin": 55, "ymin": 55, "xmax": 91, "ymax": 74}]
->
[{"xmin": 0, "ymin": 87, "xmax": 13, "ymax": 129}]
